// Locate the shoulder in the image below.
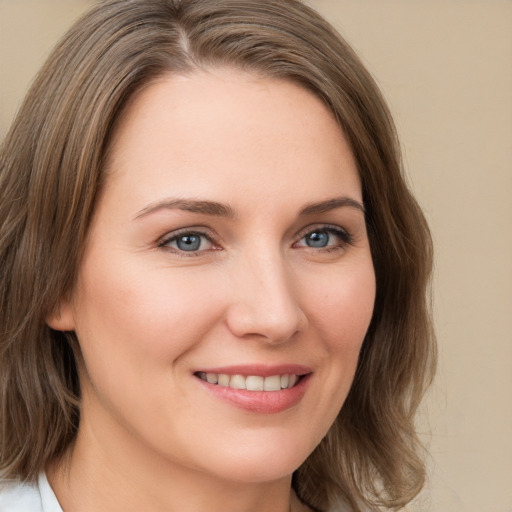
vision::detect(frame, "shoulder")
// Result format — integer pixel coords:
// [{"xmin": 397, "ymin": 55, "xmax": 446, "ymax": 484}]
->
[{"xmin": 0, "ymin": 477, "xmax": 43, "ymax": 512}]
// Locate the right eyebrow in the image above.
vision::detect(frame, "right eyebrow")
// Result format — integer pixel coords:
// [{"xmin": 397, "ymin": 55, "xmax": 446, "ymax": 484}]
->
[{"xmin": 134, "ymin": 198, "xmax": 236, "ymax": 220}]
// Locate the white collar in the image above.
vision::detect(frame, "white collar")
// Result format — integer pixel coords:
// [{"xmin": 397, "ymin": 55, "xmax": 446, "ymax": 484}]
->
[{"xmin": 38, "ymin": 473, "xmax": 63, "ymax": 512}]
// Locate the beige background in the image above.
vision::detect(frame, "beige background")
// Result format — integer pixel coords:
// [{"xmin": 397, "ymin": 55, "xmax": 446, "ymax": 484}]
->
[{"xmin": 1, "ymin": 1, "xmax": 511, "ymax": 511}]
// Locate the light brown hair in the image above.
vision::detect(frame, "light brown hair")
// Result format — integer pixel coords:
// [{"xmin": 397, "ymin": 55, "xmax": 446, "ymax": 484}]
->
[{"xmin": 0, "ymin": 1, "xmax": 436, "ymax": 510}]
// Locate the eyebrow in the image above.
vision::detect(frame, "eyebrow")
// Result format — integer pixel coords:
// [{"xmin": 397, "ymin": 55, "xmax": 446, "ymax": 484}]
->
[
  {"xmin": 134, "ymin": 195, "xmax": 364, "ymax": 220},
  {"xmin": 134, "ymin": 198, "xmax": 235, "ymax": 220},
  {"xmin": 299, "ymin": 196, "xmax": 365, "ymax": 216}
]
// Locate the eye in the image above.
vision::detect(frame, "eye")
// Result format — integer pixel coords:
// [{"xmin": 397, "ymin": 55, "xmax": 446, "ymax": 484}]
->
[
  {"xmin": 295, "ymin": 226, "xmax": 352, "ymax": 250},
  {"xmin": 160, "ymin": 231, "xmax": 214, "ymax": 253},
  {"xmin": 303, "ymin": 231, "xmax": 330, "ymax": 248}
]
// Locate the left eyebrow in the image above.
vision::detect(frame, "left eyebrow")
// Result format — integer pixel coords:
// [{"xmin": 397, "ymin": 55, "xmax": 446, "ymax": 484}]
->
[{"xmin": 299, "ymin": 196, "xmax": 365, "ymax": 216}]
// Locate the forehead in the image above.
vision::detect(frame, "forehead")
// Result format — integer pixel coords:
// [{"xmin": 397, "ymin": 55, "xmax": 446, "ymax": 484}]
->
[{"xmin": 102, "ymin": 68, "xmax": 361, "ymax": 212}]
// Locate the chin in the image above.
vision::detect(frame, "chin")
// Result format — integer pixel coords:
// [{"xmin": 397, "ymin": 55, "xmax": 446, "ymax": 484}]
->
[
  {"xmin": 190, "ymin": 432, "xmax": 316, "ymax": 484},
  {"xmin": 207, "ymin": 458, "xmax": 301, "ymax": 484}
]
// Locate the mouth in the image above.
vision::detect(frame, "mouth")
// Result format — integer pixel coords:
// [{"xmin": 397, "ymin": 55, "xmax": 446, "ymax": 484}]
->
[
  {"xmin": 195, "ymin": 372, "xmax": 301, "ymax": 391},
  {"xmin": 193, "ymin": 365, "xmax": 312, "ymax": 414}
]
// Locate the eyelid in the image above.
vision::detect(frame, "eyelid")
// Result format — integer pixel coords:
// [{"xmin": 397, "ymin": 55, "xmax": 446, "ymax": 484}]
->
[
  {"xmin": 293, "ymin": 224, "xmax": 354, "ymax": 248},
  {"xmin": 157, "ymin": 227, "xmax": 220, "ymax": 254},
  {"xmin": 156, "ymin": 223, "xmax": 354, "ymax": 256}
]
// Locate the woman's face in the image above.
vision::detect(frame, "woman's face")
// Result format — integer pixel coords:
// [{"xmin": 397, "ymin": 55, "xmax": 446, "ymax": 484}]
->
[{"xmin": 53, "ymin": 69, "xmax": 375, "ymax": 483}]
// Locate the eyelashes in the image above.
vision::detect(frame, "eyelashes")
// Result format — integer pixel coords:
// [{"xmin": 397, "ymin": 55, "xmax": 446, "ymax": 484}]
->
[
  {"xmin": 158, "ymin": 228, "xmax": 219, "ymax": 255},
  {"xmin": 160, "ymin": 230, "xmax": 216, "ymax": 253},
  {"xmin": 293, "ymin": 226, "xmax": 354, "ymax": 251},
  {"xmin": 158, "ymin": 224, "xmax": 354, "ymax": 257}
]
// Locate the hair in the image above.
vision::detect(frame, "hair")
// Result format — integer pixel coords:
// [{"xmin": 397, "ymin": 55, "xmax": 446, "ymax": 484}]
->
[{"xmin": 0, "ymin": 0, "xmax": 436, "ymax": 510}]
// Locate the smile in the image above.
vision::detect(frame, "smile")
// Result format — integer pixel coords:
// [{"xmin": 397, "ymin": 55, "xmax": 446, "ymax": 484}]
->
[
  {"xmin": 196, "ymin": 372, "xmax": 299, "ymax": 391},
  {"xmin": 193, "ymin": 365, "xmax": 312, "ymax": 413}
]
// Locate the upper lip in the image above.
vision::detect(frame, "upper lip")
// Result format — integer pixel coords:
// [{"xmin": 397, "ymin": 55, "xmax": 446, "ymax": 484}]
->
[{"xmin": 193, "ymin": 364, "xmax": 312, "ymax": 377}]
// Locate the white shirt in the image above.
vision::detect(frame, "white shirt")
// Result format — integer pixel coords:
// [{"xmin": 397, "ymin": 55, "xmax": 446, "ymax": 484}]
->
[
  {"xmin": 0, "ymin": 473, "xmax": 62, "ymax": 512},
  {"xmin": 0, "ymin": 474, "xmax": 356, "ymax": 511}
]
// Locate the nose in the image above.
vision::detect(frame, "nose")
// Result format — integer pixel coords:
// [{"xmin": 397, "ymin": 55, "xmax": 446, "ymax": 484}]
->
[{"xmin": 225, "ymin": 252, "xmax": 308, "ymax": 344}]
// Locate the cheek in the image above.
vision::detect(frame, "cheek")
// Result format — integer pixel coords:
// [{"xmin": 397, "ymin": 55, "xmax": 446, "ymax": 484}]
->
[
  {"xmin": 306, "ymin": 258, "xmax": 375, "ymax": 403},
  {"xmin": 306, "ymin": 260, "xmax": 376, "ymax": 351},
  {"xmin": 72, "ymin": 256, "xmax": 226, "ymax": 380},
  {"xmin": 286, "ymin": 259, "xmax": 375, "ymax": 448}
]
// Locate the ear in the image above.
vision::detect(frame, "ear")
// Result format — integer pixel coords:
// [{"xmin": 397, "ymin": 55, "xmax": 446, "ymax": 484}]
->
[{"xmin": 46, "ymin": 299, "xmax": 75, "ymax": 332}]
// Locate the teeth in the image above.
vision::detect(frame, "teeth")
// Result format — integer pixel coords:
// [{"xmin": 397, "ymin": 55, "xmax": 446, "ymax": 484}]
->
[
  {"xmin": 206, "ymin": 372, "xmax": 218, "ymax": 384},
  {"xmin": 217, "ymin": 373, "xmax": 230, "ymax": 387},
  {"xmin": 263, "ymin": 375, "xmax": 281, "ymax": 391},
  {"xmin": 229, "ymin": 374, "xmax": 246, "ymax": 389},
  {"xmin": 197, "ymin": 372, "xmax": 300, "ymax": 391},
  {"xmin": 246, "ymin": 376, "xmax": 264, "ymax": 391}
]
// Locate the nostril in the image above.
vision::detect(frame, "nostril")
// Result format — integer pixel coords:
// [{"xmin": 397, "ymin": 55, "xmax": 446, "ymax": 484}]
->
[{"xmin": 225, "ymin": 301, "xmax": 307, "ymax": 343}]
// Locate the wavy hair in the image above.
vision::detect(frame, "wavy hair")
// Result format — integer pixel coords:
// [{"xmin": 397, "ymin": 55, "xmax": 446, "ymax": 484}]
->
[{"xmin": 0, "ymin": 1, "xmax": 436, "ymax": 510}]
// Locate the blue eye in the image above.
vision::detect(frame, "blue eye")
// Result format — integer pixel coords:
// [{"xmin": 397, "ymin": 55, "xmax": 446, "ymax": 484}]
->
[
  {"xmin": 174, "ymin": 234, "xmax": 202, "ymax": 251},
  {"xmin": 304, "ymin": 231, "xmax": 330, "ymax": 248},
  {"xmin": 296, "ymin": 227, "xmax": 351, "ymax": 250},
  {"xmin": 162, "ymin": 232, "xmax": 213, "ymax": 253}
]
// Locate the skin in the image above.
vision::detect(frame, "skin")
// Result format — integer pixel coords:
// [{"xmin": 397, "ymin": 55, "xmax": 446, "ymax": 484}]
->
[{"xmin": 47, "ymin": 69, "xmax": 376, "ymax": 512}]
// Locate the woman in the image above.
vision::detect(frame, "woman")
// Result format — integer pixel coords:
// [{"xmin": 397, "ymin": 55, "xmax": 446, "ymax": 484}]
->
[{"xmin": 0, "ymin": 1, "xmax": 436, "ymax": 511}]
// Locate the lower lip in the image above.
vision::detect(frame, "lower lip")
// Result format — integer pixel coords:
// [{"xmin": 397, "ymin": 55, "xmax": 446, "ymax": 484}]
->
[{"xmin": 196, "ymin": 374, "xmax": 311, "ymax": 414}]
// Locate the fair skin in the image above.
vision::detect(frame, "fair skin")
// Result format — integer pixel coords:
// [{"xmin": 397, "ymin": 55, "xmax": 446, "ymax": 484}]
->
[{"xmin": 48, "ymin": 69, "xmax": 375, "ymax": 512}]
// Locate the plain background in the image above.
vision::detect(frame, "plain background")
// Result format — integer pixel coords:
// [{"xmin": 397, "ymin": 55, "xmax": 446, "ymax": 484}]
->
[{"xmin": 0, "ymin": 1, "xmax": 511, "ymax": 511}]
